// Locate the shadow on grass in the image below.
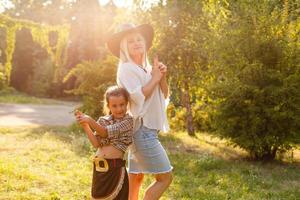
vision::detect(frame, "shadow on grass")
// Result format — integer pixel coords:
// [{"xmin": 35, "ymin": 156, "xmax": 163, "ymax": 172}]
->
[
  {"xmin": 3, "ymin": 125, "xmax": 299, "ymax": 199},
  {"xmin": 158, "ymin": 133, "xmax": 300, "ymax": 199},
  {"xmin": 159, "ymin": 132, "xmax": 246, "ymax": 160}
]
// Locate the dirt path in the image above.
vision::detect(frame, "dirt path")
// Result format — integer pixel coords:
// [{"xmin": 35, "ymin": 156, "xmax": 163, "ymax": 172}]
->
[{"xmin": 0, "ymin": 103, "xmax": 79, "ymax": 126}]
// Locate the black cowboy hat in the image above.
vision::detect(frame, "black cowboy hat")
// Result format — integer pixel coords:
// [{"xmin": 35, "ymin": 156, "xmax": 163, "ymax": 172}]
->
[{"xmin": 106, "ymin": 23, "xmax": 154, "ymax": 58}]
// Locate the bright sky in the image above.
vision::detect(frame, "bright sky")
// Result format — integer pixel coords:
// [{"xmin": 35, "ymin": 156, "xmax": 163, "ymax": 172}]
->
[
  {"xmin": 98, "ymin": 0, "xmax": 163, "ymax": 9},
  {"xmin": 0, "ymin": 0, "xmax": 14, "ymax": 13},
  {"xmin": 0, "ymin": 0, "xmax": 163, "ymax": 13}
]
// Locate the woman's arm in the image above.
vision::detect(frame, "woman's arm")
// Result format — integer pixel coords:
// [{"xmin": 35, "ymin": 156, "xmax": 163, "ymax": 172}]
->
[
  {"xmin": 142, "ymin": 75, "xmax": 161, "ymax": 99},
  {"xmin": 159, "ymin": 75, "xmax": 169, "ymax": 99},
  {"xmin": 142, "ymin": 59, "xmax": 163, "ymax": 99},
  {"xmin": 157, "ymin": 61, "xmax": 169, "ymax": 99}
]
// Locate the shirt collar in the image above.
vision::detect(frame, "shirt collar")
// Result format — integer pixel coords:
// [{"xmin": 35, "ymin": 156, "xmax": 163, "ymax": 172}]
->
[{"xmin": 105, "ymin": 114, "xmax": 127, "ymax": 122}]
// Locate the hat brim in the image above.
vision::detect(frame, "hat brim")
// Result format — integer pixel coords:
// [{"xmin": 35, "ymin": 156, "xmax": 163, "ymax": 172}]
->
[{"xmin": 106, "ymin": 24, "xmax": 154, "ymax": 58}]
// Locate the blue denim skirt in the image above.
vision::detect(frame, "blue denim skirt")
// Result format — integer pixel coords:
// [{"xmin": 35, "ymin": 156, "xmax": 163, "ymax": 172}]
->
[{"xmin": 128, "ymin": 125, "xmax": 173, "ymax": 174}]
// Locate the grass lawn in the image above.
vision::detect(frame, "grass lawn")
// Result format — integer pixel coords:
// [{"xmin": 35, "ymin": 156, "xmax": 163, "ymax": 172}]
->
[
  {"xmin": 0, "ymin": 126, "xmax": 299, "ymax": 200},
  {"xmin": 0, "ymin": 88, "xmax": 78, "ymax": 105}
]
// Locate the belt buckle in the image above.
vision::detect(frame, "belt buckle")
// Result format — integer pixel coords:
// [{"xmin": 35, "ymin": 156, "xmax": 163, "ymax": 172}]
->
[{"xmin": 94, "ymin": 157, "xmax": 109, "ymax": 172}]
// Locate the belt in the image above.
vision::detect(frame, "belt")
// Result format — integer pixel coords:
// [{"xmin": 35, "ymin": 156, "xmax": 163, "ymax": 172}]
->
[{"xmin": 93, "ymin": 157, "xmax": 126, "ymax": 172}]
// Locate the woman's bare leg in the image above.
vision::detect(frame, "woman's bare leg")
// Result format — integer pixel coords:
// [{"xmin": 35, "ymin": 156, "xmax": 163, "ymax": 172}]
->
[
  {"xmin": 129, "ymin": 173, "xmax": 144, "ymax": 200},
  {"xmin": 143, "ymin": 172, "xmax": 173, "ymax": 200}
]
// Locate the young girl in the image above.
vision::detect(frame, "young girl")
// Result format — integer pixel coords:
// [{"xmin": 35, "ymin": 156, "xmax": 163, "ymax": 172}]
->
[{"xmin": 75, "ymin": 85, "xmax": 133, "ymax": 200}]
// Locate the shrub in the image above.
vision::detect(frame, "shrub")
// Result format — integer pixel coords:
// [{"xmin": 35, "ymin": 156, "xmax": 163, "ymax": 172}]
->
[
  {"xmin": 63, "ymin": 55, "xmax": 117, "ymax": 118},
  {"xmin": 205, "ymin": 1, "xmax": 300, "ymax": 160},
  {"xmin": 167, "ymin": 103, "xmax": 187, "ymax": 131},
  {"xmin": 30, "ymin": 57, "xmax": 54, "ymax": 97},
  {"xmin": 211, "ymin": 62, "xmax": 300, "ymax": 160},
  {"xmin": 0, "ymin": 63, "xmax": 6, "ymax": 90},
  {"xmin": 208, "ymin": 1, "xmax": 300, "ymax": 160}
]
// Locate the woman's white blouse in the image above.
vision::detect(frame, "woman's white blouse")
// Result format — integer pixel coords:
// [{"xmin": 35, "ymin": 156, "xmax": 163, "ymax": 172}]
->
[{"xmin": 117, "ymin": 62, "xmax": 169, "ymax": 132}]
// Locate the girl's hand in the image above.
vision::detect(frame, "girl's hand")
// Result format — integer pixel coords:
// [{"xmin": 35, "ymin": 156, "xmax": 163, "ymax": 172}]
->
[
  {"xmin": 75, "ymin": 110, "xmax": 91, "ymax": 126},
  {"xmin": 77, "ymin": 114, "xmax": 91, "ymax": 124}
]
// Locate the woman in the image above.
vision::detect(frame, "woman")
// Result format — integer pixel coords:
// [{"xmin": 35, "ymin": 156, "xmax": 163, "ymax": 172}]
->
[{"xmin": 107, "ymin": 23, "xmax": 173, "ymax": 200}]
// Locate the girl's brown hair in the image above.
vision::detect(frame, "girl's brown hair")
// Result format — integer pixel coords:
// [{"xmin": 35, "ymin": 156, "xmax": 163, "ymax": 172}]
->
[{"xmin": 103, "ymin": 85, "xmax": 130, "ymax": 115}]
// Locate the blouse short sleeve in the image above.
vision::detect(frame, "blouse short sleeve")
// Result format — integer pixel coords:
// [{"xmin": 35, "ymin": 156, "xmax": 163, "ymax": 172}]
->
[{"xmin": 117, "ymin": 63, "xmax": 146, "ymax": 118}]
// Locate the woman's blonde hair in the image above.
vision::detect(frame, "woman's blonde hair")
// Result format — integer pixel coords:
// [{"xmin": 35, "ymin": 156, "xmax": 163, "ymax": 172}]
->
[
  {"xmin": 119, "ymin": 32, "xmax": 151, "ymax": 71},
  {"xmin": 103, "ymin": 85, "xmax": 130, "ymax": 115}
]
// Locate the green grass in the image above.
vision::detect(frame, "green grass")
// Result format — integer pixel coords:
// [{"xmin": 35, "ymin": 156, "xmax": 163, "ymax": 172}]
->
[
  {"xmin": 0, "ymin": 127, "xmax": 299, "ymax": 200},
  {"xmin": 0, "ymin": 88, "xmax": 78, "ymax": 105}
]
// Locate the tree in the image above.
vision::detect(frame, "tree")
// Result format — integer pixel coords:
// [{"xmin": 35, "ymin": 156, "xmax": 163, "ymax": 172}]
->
[
  {"xmin": 204, "ymin": 0, "xmax": 300, "ymax": 160},
  {"xmin": 133, "ymin": 0, "xmax": 208, "ymax": 136},
  {"xmin": 0, "ymin": 14, "xmax": 68, "ymax": 88},
  {"xmin": 62, "ymin": 0, "xmax": 117, "ymax": 94}
]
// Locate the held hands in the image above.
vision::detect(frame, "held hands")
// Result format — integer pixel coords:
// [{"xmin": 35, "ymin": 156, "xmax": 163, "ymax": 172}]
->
[
  {"xmin": 152, "ymin": 55, "xmax": 167, "ymax": 83},
  {"xmin": 75, "ymin": 110, "xmax": 91, "ymax": 128}
]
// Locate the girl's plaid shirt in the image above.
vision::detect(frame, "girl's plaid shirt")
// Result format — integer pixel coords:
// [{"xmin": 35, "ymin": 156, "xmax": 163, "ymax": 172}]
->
[{"xmin": 95, "ymin": 114, "xmax": 133, "ymax": 152}]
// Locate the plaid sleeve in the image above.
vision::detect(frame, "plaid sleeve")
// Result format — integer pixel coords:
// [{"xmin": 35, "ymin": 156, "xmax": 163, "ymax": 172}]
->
[
  {"xmin": 96, "ymin": 117, "xmax": 108, "ymax": 126},
  {"xmin": 94, "ymin": 117, "xmax": 109, "ymax": 136},
  {"xmin": 106, "ymin": 115, "xmax": 133, "ymax": 138}
]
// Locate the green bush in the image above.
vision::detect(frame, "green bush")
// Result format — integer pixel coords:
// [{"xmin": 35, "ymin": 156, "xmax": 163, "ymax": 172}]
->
[
  {"xmin": 212, "ymin": 62, "xmax": 300, "ymax": 160},
  {"xmin": 0, "ymin": 72, "xmax": 5, "ymax": 90},
  {"xmin": 63, "ymin": 55, "xmax": 117, "ymax": 118},
  {"xmin": 167, "ymin": 103, "xmax": 187, "ymax": 131},
  {"xmin": 0, "ymin": 63, "xmax": 5, "ymax": 90},
  {"xmin": 30, "ymin": 57, "xmax": 54, "ymax": 96},
  {"xmin": 193, "ymin": 103, "xmax": 212, "ymax": 132},
  {"xmin": 167, "ymin": 101, "xmax": 212, "ymax": 132},
  {"xmin": 205, "ymin": 1, "xmax": 300, "ymax": 160},
  {"xmin": 0, "ymin": 86, "xmax": 17, "ymax": 95}
]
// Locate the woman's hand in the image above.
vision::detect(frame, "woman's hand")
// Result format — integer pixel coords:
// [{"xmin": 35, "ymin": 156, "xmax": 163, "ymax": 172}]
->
[
  {"xmin": 158, "ymin": 62, "xmax": 167, "ymax": 78},
  {"xmin": 152, "ymin": 55, "xmax": 169, "ymax": 98},
  {"xmin": 152, "ymin": 56, "xmax": 163, "ymax": 82}
]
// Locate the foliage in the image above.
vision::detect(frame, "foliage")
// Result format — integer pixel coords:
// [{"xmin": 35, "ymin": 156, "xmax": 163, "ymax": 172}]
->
[
  {"xmin": 167, "ymin": 103, "xmax": 187, "ymax": 131},
  {"xmin": 133, "ymin": 0, "xmax": 209, "ymax": 135},
  {"xmin": 0, "ymin": 0, "xmax": 118, "ymax": 97},
  {"xmin": 0, "ymin": 14, "xmax": 69, "ymax": 84},
  {"xmin": 9, "ymin": 28, "xmax": 51, "ymax": 96},
  {"xmin": 30, "ymin": 57, "xmax": 55, "ymax": 96},
  {"xmin": 0, "ymin": 63, "xmax": 5, "ymax": 89},
  {"xmin": 132, "ymin": 0, "xmax": 300, "ymax": 160},
  {"xmin": 204, "ymin": 0, "xmax": 300, "ymax": 160},
  {"xmin": 63, "ymin": 56, "xmax": 118, "ymax": 118}
]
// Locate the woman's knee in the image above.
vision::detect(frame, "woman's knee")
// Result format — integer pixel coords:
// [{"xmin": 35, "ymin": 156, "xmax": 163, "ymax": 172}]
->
[
  {"xmin": 155, "ymin": 172, "xmax": 173, "ymax": 186},
  {"xmin": 129, "ymin": 173, "xmax": 144, "ymax": 184}
]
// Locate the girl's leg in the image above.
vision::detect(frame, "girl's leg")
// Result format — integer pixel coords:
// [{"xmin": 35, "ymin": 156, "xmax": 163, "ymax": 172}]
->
[
  {"xmin": 143, "ymin": 172, "xmax": 173, "ymax": 200},
  {"xmin": 129, "ymin": 173, "xmax": 144, "ymax": 200}
]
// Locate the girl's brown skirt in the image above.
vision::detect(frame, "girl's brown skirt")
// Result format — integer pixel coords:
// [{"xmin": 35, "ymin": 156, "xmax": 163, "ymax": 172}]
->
[{"xmin": 91, "ymin": 158, "xmax": 129, "ymax": 200}]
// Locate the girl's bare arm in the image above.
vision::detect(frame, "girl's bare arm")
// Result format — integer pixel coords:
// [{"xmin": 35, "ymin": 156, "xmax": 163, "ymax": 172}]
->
[
  {"xmin": 75, "ymin": 110, "xmax": 108, "ymax": 137},
  {"xmin": 82, "ymin": 124, "xmax": 100, "ymax": 148}
]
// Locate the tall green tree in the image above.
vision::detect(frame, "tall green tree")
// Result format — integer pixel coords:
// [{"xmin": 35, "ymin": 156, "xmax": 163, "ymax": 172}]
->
[
  {"xmin": 204, "ymin": 0, "xmax": 300, "ymax": 160},
  {"xmin": 133, "ymin": 0, "xmax": 208, "ymax": 136},
  {"xmin": 1, "ymin": 1, "xmax": 71, "ymax": 93}
]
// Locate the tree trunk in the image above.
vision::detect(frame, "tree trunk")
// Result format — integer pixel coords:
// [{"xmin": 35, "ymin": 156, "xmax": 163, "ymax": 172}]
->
[{"xmin": 183, "ymin": 80, "xmax": 195, "ymax": 136}]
